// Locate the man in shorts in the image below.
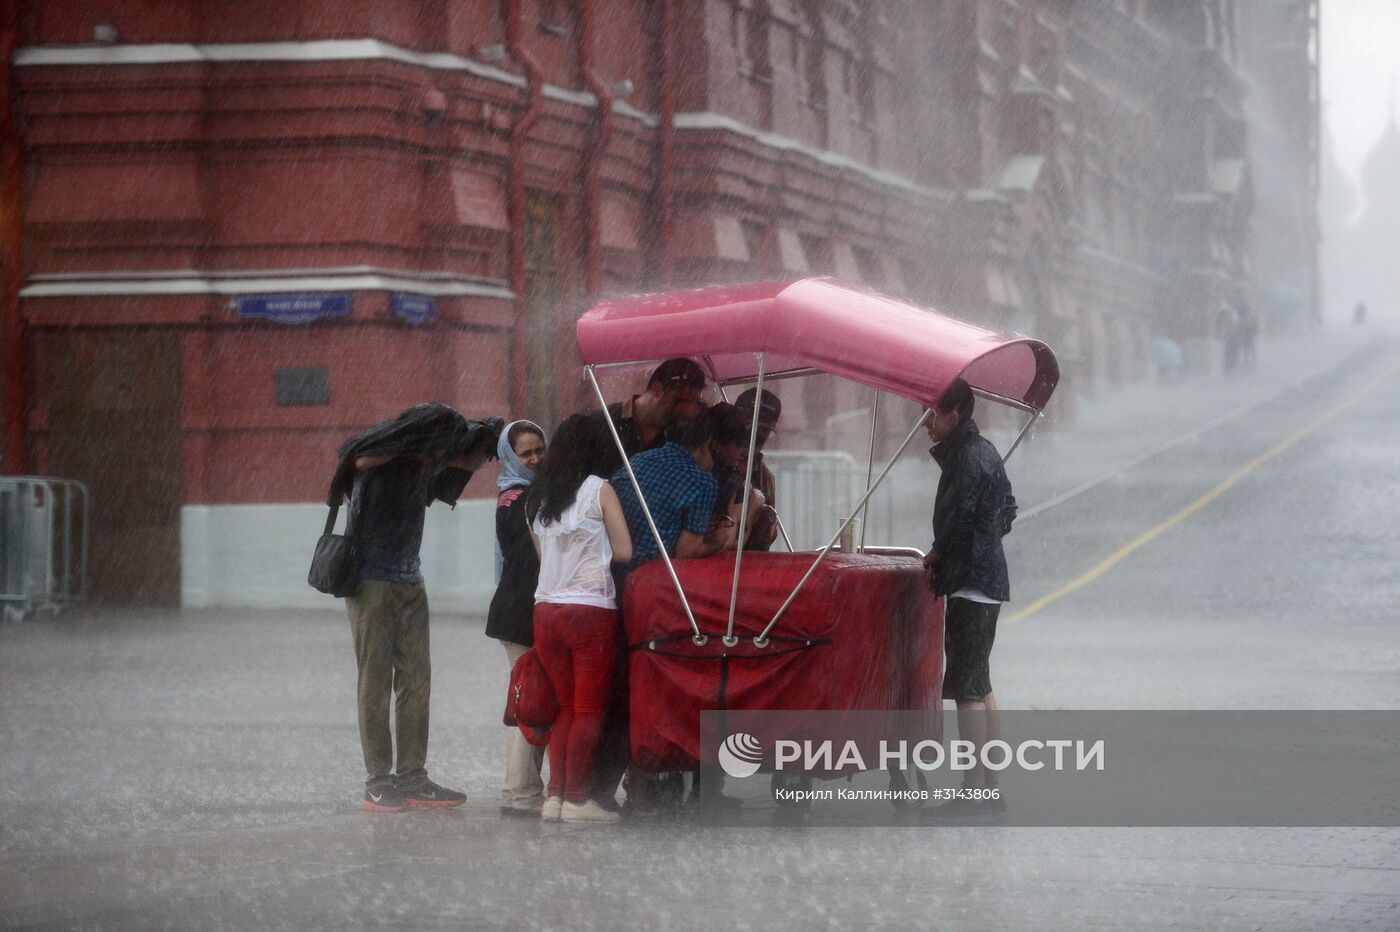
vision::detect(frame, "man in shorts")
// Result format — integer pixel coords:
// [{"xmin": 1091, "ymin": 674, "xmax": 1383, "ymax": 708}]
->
[{"xmin": 922, "ymin": 378, "xmax": 1017, "ymax": 816}]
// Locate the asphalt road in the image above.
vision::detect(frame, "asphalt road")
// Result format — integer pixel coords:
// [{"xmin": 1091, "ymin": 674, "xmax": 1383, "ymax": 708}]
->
[
  {"xmin": 1001, "ymin": 335, "xmax": 1400, "ymax": 711},
  {"xmin": 2, "ymin": 337, "xmax": 1398, "ymax": 929}
]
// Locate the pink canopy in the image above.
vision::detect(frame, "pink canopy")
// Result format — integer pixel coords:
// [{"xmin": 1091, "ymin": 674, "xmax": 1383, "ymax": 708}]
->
[{"xmin": 576, "ymin": 278, "xmax": 1059, "ymax": 411}]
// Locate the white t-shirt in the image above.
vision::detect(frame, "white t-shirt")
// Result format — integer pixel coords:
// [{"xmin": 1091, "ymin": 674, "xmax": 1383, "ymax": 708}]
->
[
  {"xmin": 532, "ymin": 475, "xmax": 616, "ymax": 610},
  {"xmin": 951, "ymin": 588, "xmax": 1002, "ymax": 605}
]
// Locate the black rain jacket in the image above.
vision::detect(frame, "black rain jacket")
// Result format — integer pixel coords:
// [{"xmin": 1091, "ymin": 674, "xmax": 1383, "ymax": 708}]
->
[
  {"xmin": 929, "ymin": 418, "xmax": 1017, "ymax": 601},
  {"xmin": 326, "ymin": 403, "xmax": 503, "ymax": 508}
]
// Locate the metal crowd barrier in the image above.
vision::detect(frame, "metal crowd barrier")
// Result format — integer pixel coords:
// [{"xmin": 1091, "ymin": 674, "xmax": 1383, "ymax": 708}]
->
[
  {"xmin": 764, "ymin": 451, "xmax": 898, "ymax": 551},
  {"xmin": 0, "ymin": 477, "xmax": 90, "ymax": 621}
]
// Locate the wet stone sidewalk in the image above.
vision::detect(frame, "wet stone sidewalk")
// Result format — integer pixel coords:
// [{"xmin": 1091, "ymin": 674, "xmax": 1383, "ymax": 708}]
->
[{"xmin": 2, "ymin": 608, "xmax": 1397, "ymax": 929}]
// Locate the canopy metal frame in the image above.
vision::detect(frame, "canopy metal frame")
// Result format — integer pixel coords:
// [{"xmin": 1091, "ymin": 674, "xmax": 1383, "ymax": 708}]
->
[
  {"xmin": 858, "ymin": 390, "xmax": 881, "ymax": 550},
  {"xmin": 586, "ymin": 366, "xmax": 706, "ymax": 645},
  {"xmin": 752, "ymin": 404, "xmax": 932, "ymax": 647},
  {"xmin": 1003, "ymin": 409, "xmax": 1040, "ymax": 464},
  {"xmin": 723, "ymin": 353, "xmax": 766, "ymax": 647},
  {"xmin": 585, "ymin": 353, "xmax": 1042, "ymax": 649},
  {"xmin": 706, "ymin": 355, "xmax": 794, "ymax": 552}
]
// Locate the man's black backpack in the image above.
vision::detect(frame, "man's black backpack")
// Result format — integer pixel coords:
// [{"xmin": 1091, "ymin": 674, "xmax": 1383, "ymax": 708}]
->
[{"xmin": 308, "ymin": 501, "xmax": 362, "ymax": 598}]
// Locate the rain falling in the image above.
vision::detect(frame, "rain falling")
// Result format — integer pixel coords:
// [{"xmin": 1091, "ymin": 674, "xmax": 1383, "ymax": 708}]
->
[{"xmin": 1, "ymin": 1, "xmax": 1397, "ymax": 928}]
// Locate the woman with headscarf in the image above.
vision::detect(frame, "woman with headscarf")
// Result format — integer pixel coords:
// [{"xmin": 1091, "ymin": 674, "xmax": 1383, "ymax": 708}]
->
[{"xmin": 485, "ymin": 420, "xmax": 547, "ymax": 816}]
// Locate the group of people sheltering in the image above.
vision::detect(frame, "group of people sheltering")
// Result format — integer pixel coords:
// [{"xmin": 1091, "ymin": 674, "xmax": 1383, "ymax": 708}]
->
[
  {"xmin": 333, "ymin": 358, "xmax": 782, "ymax": 823},
  {"xmin": 332, "ymin": 357, "xmax": 1018, "ymax": 824},
  {"xmin": 485, "ymin": 358, "xmax": 783, "ymax": 823}
]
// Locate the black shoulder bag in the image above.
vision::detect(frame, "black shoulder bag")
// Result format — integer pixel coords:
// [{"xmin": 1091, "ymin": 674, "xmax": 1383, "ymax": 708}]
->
[{"xmin": 308, "ymin": 495, "xmax": 364, "ymax": 598}]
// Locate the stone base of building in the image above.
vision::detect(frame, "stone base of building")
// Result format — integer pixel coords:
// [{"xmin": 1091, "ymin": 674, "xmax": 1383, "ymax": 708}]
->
[{"xmin": 180, "ymin": 501, "xmax": 498, "ymax": 615}]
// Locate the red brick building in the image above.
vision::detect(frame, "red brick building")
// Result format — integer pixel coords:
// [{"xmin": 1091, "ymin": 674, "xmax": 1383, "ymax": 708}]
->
[{"xmin": 1, "ymin": 1, "xmax": 1313, "ymax": 608}]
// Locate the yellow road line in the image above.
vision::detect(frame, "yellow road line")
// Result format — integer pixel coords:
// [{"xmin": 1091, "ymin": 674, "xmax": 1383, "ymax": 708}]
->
[{"xmin": 1005, "ymin": 359, "xmax": 1400, "ymax": 625}]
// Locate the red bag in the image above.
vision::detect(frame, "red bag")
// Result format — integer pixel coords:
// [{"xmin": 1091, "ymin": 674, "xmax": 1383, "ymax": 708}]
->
[{"xmin": 504, "ymin": 648, "xmax": 557, "ymax": 747}]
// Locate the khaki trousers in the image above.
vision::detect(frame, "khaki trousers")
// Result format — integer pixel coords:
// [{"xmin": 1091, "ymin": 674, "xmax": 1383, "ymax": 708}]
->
[{"xmin": 347, "ymin": 580, "xmax": 431, "ymax": 791}]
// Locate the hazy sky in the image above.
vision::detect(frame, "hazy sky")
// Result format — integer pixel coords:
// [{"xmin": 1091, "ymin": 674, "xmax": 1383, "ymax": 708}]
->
[{"xmin": 1321, "ymin": 0, "xmax": 1400, "ymax": 184}]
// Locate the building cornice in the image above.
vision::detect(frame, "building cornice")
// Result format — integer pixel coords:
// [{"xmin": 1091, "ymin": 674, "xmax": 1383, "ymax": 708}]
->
[
  {"xmin": 19, "ymin": 266, "xmax": 515, "ymax": 300},
  {"xmin": 15, "ymin": 39, "xmax": 947, "ymax": 207},
  {"xmin": 672, "ymin": 112, "xmax": 951, "ymax": 203}
]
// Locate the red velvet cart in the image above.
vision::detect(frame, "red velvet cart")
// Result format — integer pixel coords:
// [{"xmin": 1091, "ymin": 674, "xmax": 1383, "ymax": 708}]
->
[{"xmin": 577, "ymin": 278, "xmax": 1060, "ymax": 780}]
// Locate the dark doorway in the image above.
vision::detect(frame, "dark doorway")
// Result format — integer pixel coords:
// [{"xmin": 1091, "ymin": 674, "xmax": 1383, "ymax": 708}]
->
[{"xmin": 45, "ymin": 329, "xmax": 183, "ymax": 606}]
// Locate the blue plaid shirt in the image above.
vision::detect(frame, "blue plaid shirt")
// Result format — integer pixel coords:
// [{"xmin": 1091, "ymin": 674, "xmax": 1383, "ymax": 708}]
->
[{"xmin": 612, "ymin": 443, "xmax": 718, "ymax": 570}]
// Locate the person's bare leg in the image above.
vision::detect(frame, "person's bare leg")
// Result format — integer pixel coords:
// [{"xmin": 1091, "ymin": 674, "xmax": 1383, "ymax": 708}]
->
[
  {"xmin": 955, "ymin": 698, "xmax": 989, "ymax": 789},
  {"xmin": 983, "ymin": 691, "xmax": 1000, "ymax": 789}
]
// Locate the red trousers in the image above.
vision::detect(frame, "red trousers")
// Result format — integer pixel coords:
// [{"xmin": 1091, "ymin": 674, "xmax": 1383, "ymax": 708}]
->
[{"xmin": 533, "ymin": 602, "xmax": 620, "ymax": 804}]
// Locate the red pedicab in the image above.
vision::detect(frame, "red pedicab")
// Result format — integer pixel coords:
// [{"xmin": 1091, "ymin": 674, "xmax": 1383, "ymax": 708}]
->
[{"xmin": 578, "ymin": 278, "xmax": 1059, "ymax": 809}]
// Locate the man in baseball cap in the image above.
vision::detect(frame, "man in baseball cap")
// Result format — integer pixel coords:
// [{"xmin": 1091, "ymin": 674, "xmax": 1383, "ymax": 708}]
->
[
  {"xmin": 736, "ymin": 386, "xmax": 781, "ymax": 433},
  {"xmin": 592, "ymin": 357, "xmax": 708, "ymax": 478}
]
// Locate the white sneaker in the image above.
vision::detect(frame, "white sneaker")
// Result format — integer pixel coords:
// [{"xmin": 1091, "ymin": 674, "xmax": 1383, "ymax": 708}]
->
[
  {"xmin": 561, "ymin": 799, "xmax": 621, "ymax": 824},
  {"xmin": 541, "ymin": 797, "xmax": 563, "ymax": 822}
]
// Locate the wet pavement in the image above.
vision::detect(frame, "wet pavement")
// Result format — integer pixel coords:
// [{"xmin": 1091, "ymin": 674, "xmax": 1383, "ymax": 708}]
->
[
  {"xmin": 3, "ymin": 325, "xmax": 1399, "ymax": 929},
  {"xmin": 1001, "ymin": 325, "xmax": 1400, "ymax": 711}
]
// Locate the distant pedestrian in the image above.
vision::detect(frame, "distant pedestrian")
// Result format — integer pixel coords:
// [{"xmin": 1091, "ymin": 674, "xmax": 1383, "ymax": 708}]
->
[
  {"xmin": 527, "ymin": 414, "xmax": 634, "ymax": 824},
  {"xmin": 330, "ymin": 404, "xmax": 501, "ymax": 812},
  {"xmin": 1239, "ymin": 300, "xmax": 1259, "ymax": 369},
  {"xmin": 1220, "ymin": 300, "xmax": 1242, "ymax": 373},
  {"xmin": 1354, "ymin": 301, "xmax": 1368, "ymax": 326},
  {"xmin": 921, "ymin": 380, "xmax": 1017, "ymax": 819},
  {"xmin": 485, "ymin": 420, "xmax": 548, "ymax": 817},
  {"xmin": 1154, "ymin": 336, "xmax": 1183, "ymax": 383}
]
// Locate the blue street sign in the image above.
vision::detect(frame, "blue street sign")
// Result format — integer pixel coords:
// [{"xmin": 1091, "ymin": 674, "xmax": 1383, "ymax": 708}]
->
[
  {"xmin": 390, "ymin": 292, "xmax": 436, "ymax": 325},
  {"xmin": 237, "ymin": 293, "xmax": 352, "ymax": 325}
]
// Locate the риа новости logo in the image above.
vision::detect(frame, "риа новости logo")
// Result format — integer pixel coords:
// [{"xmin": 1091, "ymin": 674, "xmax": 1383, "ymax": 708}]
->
[{"xmin": 718, "ymin": 732, "xmax": 764, "ymax": 778}]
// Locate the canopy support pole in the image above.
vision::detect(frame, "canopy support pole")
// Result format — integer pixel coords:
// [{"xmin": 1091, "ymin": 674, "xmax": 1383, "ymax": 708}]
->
[
  {"xmin": 773, "ymin": 512, "xmax": 794, "ymax": 552},
  {"xmin": 703, "ymin": 355, "xmax": 727, "ymax": 401},
  {"xmin": 754, "ymin": 406, "xmax": 933, "ymax": 647},
  {"xmin": 699, "ymin": 356, "xmax": 793, "ymax": 552},
  {"xmin": 858, "ymin": 389, "xmax": 880, "ymax": 551},
  {"xmin": 723, "ymin": 353, "xmax": 765, "ymax": 646},
  {"xmin": 1003, "ymin": 410, "xmax": 1039, "ymax": 465},
  {"xmin": 585, "ymin": 365, "xmax": 705, "ymax": 644}
]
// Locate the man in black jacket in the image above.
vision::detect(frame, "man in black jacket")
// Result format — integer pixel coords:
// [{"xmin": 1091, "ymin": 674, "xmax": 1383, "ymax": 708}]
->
[{"xmin": 922, "ymin": 379, "xmax": 1017, "ymax": 813}]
